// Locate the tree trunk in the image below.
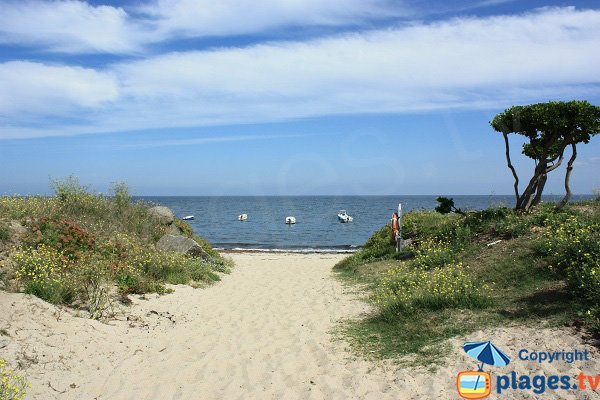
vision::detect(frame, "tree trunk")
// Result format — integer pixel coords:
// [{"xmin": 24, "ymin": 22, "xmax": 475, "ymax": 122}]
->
[
  {"xmin": 518, "ymin": 162, "xmax": 547, "ymax": 211},
  {"xmin": 531, "ymin": 173, "xmax": 547, "ymax": 208},
  {"xmin": 555, "ymin": 143, "xmax": 577, "ymax": 211},
  {"xmin": 518, "ymin": 146, "xmax": 566, "ymax": 212},
  {"xmin": 502, "ymin": 132, "xmax": 521, "ymax": 209}
]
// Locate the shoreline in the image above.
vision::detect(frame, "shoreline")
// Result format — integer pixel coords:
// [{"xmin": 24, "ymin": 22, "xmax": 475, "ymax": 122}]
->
[{"xmin": 218, "ymin": 248, "xmax": 359, "ymax": 254}]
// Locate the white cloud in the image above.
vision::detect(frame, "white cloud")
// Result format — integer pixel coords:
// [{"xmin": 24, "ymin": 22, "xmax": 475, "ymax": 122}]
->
[
  {"xmin": 0, "ymin": 61, "xmax": 118, "ymax": 117},
  {"xmin": 0, "ymin": 0, "xmax": 408, "ymax": 53},
  {"xmin": 0, "ymin": 0, "xmax": 145, "ymax": 53},
  {"xmin": 141, "ymin": 0, "xmax": 408, "ymax": 39},
  {"xmin": 1, "ymin": 7, "xmax": 599, "ymax": 139}
]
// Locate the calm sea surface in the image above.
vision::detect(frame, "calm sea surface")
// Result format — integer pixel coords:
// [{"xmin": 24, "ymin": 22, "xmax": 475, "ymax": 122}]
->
[{"xmin": 139, "ymin": 195, "xmax": 593, "ymax": 252}]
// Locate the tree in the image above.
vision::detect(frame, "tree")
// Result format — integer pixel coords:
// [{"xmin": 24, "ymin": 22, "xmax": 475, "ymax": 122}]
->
[
  {"xmin": 435, "ymin": 196, "xmax": 463, "ymax": 215},
  {"xmin": 491, "ymin": 101, "xmax": 600, "ymax": 212}
]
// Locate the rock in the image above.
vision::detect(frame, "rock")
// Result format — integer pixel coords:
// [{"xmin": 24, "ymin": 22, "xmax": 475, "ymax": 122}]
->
[
  {"xmin": 166, "ymin": 224, "xmax": 182, "ymax": 236},
  {"xmin": 148, "ymin": 206, "xmax": 175, "ymax": 225},
  {"xmin": 9, "ymin": 221, "xmax": 27, "ymax": 236},
  {"xmin": 156, "ymin": 235, "xmax": 210, "ymax": 260}
]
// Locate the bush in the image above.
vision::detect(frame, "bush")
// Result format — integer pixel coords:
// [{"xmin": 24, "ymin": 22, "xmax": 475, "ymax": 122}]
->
[
  {"xmin": 0, "ymin": 359, "xmax": 29, "ymax": 400},
  {"xmin": 413, "ymin": 239, "xmax": 458, "ymax": 269},
  {"xmin": 174, "ymin": 219, "xmax": 194, "ymax": 238},
  {"xmin": 372, "ymin": 263, "xmax": 489, "ymax": 319},
  {"xmin": 12, "ymin": 245, "xmax": 76, "ymax": 305},
  {"xmin": 334, "ymin": 225, "xmax": 400, "ymax": 270},
  {"xmin": 110, "ymin": 181, "xmax": 131, "ymax": 211},
  {"xmin": 26, "ymin": 217, "xmax": 95, "ymax": 260},
  {"xmin": 0, "ymin": 221, "xmax": 9, "ymax": 242},
  {"xmin": 5, "ymin": 178, "xmax": 232, "ymax": 317},
  {"xmin": 536, "ymin": 214, "xmax": 600, "ymax": 332},
  {"xmin": 402, "ymin": 211, "xmax": 461, "ymax": 242}
]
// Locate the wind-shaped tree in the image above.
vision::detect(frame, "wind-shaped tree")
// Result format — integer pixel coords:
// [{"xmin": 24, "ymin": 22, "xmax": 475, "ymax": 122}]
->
[{"xmin": 491, "ymin": 100, "xmax": 600, "ymax": 212}]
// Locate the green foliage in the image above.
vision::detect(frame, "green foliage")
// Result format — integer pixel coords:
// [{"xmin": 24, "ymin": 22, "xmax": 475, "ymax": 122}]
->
[
  {"xmin": 535, "ymin": 213, "xmax": 600, "ymax": 333},
  {"xmin": 373, "ymin": 263, "xmax": 488, "ymax": 319},
  {"xmin": 110, "ymin": 181, "xmax": 131, "ymax": 211},
  {"xmin": 193, "ymin": 235, "xmax": 233, "ymax": 273},
  {"xmin": 25, "ymin": 217, "xmax": 95, "ymax": 260},
  {"xmin": 336, "ymin": 199, "xmax": 600, "ymax": 361},
  {"xmin": 13, "ymin": 245, "xmax": 75, "ymax": 305},
  {"xmin": 334, "ymin": 225, "xmax": 401, "ymax": 270},
  {"xmin": 490, "ymin": 100, "xmax": 600, "ymax": 211},
  {"xmin": 413, "ymin": 239, "xmax": 458, "ymax": 269},
  {"xmin": 3, "ymin": 177, "xmax": 231, "ymax": 317},
  {"xmin": 435, "ymin": 196, "xmax": 462, "ymax": 214},
  {"xmin": 0, "ymin": 221, "xmax": 9, "ymax": 242},
  {"xmin": 51, "ymin": 175, "xmax": 89, "ymax": 204},
  {"xmin": 491, "ymin": 100, "xmax": 600, "ymax": 160},
  {"xmin": 0, "ymin": 359, "xmax": 29, "ymax": 400},
  {"xmin": 174, "ymin": 219, "xmax": 194, "ymax": 238}
]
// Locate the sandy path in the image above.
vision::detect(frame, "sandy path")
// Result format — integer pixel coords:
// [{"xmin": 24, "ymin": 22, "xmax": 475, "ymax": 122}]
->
[
  {"xmin": 1, "ymin": 253, "xmax": 402, "ymax": 400},
  {"xmin": 1, "ymin": 253, "xmax": 599, "ymax": 400}
]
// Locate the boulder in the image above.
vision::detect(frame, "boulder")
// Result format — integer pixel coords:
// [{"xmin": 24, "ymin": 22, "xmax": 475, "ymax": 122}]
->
[
  {"xmin": 9, "ymin": 221, "xmax": 27, "ymax": 236},
  {"xmin": 156, "ymin": 235, "xmax": 210, "ymax": 260},
  {"xmin": 148, "ymin": 206, "xmax": 175, "ymax": 225}
]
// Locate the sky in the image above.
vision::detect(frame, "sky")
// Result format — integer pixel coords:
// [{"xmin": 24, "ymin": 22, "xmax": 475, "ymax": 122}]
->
[{"xmin": 0, "ymin": 0, "xmax": 599, "ymax": 196}]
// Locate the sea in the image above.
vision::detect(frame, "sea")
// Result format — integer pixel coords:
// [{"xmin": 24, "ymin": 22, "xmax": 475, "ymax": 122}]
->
[{"xmin": 139, "ymin": 195, "xmax": 593, "ymax": 253}]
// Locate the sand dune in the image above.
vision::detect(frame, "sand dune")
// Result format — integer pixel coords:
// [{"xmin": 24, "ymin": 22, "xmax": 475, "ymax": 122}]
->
[{"xmin": 1, "ymin": 253, "xmax": 598, "ymax": 399}]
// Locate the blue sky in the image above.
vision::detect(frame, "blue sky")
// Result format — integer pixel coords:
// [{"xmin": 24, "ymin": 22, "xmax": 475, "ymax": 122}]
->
[{"xmin": 0, "ymin": 0, "xmax": 599, "ymax": 195}]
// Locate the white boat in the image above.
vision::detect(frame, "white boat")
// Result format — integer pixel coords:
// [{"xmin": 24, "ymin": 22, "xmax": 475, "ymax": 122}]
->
[
  {"xmin": 337, "ymin": 210, "xmax": 353, "ymax": 223},
  {"xmin": 285, "ymin": 216, "xmax": 296, "ymax": 224},
  {"xmin": 182, "ymin": 215, "xmax": 194, "ymax": 221},
  {"xmin": 238, "ymin": 213, "xmax": 248, "ymax": 221}
]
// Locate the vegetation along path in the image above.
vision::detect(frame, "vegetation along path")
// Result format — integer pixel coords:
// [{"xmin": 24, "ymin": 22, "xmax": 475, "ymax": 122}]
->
[
  {"xmin": 1, "ymin": 253, "xmax": 405, "ymax": 399},
  {"xmin": 2, "ymin": 252, "xmax": 599, "ymax": 399}
]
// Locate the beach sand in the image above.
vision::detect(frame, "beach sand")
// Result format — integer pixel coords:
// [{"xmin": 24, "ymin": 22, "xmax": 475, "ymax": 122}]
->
[{"xmin": 1, "ymin": 252, "xmax": 598, "ymax": 399}]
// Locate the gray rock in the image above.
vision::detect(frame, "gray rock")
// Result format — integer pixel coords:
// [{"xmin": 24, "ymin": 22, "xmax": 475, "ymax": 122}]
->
[
  {"xmin": 9, "ymin": 221, "xmax": 27, "ymax": 236},
  {"xmin": 156, "ymin": 235, "xmax": 210, "ymax": 260},
  {"xmin": 148, "ymin": 206, "xmax": 175, "ymax": 225}
]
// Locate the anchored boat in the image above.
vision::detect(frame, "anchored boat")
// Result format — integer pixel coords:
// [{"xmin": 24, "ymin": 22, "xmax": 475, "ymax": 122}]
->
[
  {"xmin": 285, "ymin": 216, "xmax": 296, "ymax": 224},
  {"xmin": 238, "ymin": 213, "xmax": 248, "ymax": 221},
  {"xmin": 337, "ymin": 210, "xmax": 353, "ymax": 223}
]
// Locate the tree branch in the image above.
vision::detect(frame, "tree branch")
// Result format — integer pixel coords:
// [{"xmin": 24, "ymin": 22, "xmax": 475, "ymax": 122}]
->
[
  {"xmin": 555, "ymin": 143, "xmax": 577, "ymax": 211},
  {"xmin": 503, "ymin": 132, "xmax": 520, "ymax": 208}
]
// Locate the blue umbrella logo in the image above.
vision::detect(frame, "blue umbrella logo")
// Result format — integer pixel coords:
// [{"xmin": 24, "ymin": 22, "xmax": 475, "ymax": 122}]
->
[
  {"xmin": 462, "ymin": 341, "xmax": 511, "ymax": 396},
  {"xmin": 464, "ymin": 341, "xmax": 511, "ymax": 371}
]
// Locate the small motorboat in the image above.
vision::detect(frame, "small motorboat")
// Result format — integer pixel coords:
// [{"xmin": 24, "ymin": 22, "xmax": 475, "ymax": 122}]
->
[
  {"xmin": 238, "ymin": 213, "xmax": 248, "ymax": 221},
  {"xmin": 285, "ymin": 216, "xmax": 296, "ymax": 224},
  {"xmin": 182, "ymin": 215, "xmax": 194, "ymax": 221},
  {"xmin": 337, "ymin": 210, "xmax": 353, "ymax": 223}
]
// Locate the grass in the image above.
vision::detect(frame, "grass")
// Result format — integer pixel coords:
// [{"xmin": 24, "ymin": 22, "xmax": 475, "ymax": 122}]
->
[
  {"xmin": 335, "ymin": 199, "xmax": 599, "ymax": 365},
  {"xmin": 0, "ymin": 222, "xmax": 9, "ymax": 242},
  {"xmin": 0, "ymin": 177, "xmax": 232, "ymax": 320}
]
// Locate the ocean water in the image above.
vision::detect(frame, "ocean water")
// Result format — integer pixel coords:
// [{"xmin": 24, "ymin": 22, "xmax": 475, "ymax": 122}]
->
[{"xmin": 140, "ymin": 195, "xmax": 593, "ymax": 252}]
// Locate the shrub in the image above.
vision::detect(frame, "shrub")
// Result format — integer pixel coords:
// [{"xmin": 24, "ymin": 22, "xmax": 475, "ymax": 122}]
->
[
  {"xmin": 26, "ymin": 217, "xmax": 95, "ymax": 260},
  {"xmin": 174, "ymin": 219, "xmax": 194, "ymax": 238},
  {"xmin": 536, "ymin": 215, "xmax": 600, "ymax": 332},
  {"xmin": 372, "ymin": 263, "xmax": 489, "ymax": 319},
  {"xmin": 0, "ymin": 359, "xmax": 29, "ymax": 400},
  {"xmin": 334, "ymin": 225, "xmax": 400, "ymax": 270},
  {"xmin": 0, "ymin": 221, "xmax": 9, "ymax": 242},
  {"xmin": 110, "ymin": 181, "xmax": 131, "ymax": 211},
  {"xmin": 402, "ymin": 211, "xmax": 461, "ymax": 242},
  {"xmin": 12, "ymin": 245, "xmax": 75, "ymax": 305},
  {"xmin": 413, "ymin": 239, "xmax": 458, "ymax": 269},
  {"xmin": 4, "ymin": 178, "xmax": 232, "ymax": 314}
]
